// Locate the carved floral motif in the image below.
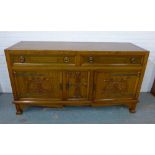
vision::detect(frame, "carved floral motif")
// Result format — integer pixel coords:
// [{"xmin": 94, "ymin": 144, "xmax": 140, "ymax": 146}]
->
[
  {"xmin": 68, "ymin": 72, "xmax": 88, "ymax": 98},
  {"xmin": 14, "ymin": 71, "xmax": 62, "ymax": 98},
  {"xmin": 102, "ymin": 77, "xmax": 128, "ymax": 97},
  {"xmin": 27, "ymin": 76, "xmax": 51, "ymax": 94}
]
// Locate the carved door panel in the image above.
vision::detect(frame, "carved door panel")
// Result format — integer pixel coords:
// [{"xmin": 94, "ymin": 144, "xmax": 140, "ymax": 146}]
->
[
  {"xmin": 94, "ymin": 70, "xmax": 141, "ymax": 101},
  {"xmin": 13, "ymin": 70, "xmax": 63, "ymax": 100},
  {"xmin": 65, "ymin": 71, "xmax": 90, "ymax": 100}
]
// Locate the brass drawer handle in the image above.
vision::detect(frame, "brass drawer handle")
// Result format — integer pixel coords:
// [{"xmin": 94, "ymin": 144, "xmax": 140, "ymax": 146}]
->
[
  {"xmin": 88, "ymin": 56, "xmax": 94, "ymax": 63},
  {"xmin": 64, "ymin": 57, "xmax": 70, "ymax": 63},
  {"xmin": 19, "ymin": 56, "xmax": 25, "ymax": 63},
  {"xmin": 130, "ymin": 57, "xmax": 136, "ymax": 64}
]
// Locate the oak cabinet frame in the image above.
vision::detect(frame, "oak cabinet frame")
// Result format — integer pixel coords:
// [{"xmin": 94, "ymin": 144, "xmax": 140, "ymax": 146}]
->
[{"xmin": 5, "ymin": 41, "xmax": 149, "ymax": 114}]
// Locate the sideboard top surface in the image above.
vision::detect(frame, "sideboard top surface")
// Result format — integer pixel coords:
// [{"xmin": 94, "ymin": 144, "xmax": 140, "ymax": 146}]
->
[{"xmin": 5, "ymin": 41, "xmax": 148, "ymax": 52}]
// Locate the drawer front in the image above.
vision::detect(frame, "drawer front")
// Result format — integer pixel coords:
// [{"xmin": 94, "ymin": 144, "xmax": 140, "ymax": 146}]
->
[
  {"xmin": 11, "ymin": 54, "xmax": 76, "ymax": 65},
  {"xmin": 80, "ymin": 55, "xmax": 143, "ymax": 66}
]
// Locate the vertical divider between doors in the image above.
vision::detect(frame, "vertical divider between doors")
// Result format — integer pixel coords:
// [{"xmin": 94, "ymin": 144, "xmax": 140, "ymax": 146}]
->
[
  {"xmin": 63, "ymin": 71, "xmax": 67, "ymax": 101},
  {"xmin": 92, "ymin": 70, "xmax": 97, "ymax": 102},
  {"xmin": 87, "ymin": 71, "xmax": 90, "ymax": 100},
  {"xmin": 60, "ymin": 71, "xmax": 64, "ymax": 101}
]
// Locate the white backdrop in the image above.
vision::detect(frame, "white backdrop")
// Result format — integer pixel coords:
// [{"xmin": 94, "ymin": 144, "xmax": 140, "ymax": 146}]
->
[{"xmin": 0, "ymin": 31, "xmax": 155, "ymax": 93}]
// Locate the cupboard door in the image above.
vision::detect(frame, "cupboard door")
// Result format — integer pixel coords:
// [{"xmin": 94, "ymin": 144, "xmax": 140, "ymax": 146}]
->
[
  {"xmin": 65, "ymin": 71, "xmax": 90, "ymax": 100},
  {"xmin": 93, "ymin": 70, "xmax": 141, "ymax": 101},
  {"xmin": 13, "ymin": 70, "xmax": 63, "ymax": 100}
]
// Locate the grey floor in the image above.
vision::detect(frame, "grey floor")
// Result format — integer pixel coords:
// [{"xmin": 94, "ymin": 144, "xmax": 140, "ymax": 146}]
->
[{"xmin": 0, "ymin": 93, "xmax": 155, "ymax": 124}]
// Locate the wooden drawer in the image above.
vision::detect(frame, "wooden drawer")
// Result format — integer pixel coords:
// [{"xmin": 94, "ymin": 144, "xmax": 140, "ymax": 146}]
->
[
  {"xmin": 80, "ymin": 55, "xmax": 143, "ymax": 66},
  {"xmin": 11, "ymin": 54, "xmax": 76, "ymax": 65}
]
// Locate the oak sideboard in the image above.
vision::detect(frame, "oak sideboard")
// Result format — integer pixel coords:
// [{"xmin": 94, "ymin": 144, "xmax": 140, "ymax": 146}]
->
[{"xmin": 5, "ymin": 41, "xmax": 149, "ymax": 114}]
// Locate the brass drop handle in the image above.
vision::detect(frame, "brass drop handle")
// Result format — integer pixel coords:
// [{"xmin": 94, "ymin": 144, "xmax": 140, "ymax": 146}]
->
[
  {"xmin": 19, "ymin": 56, "xmax": 25, "ymax": 63},
  {"xmin": 130, "ymin": 57, "xmax": 136, "ymax": 64},
  {"xmin": 88, "ymin": 56, "xmax": 94, "ymax": 63},
  {"xmin": 64, "ymin": 57, "xmax": 70, "ymax": 63}
]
